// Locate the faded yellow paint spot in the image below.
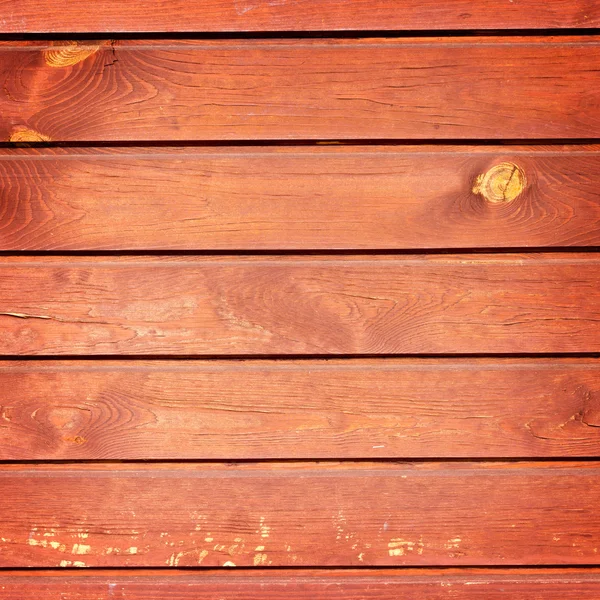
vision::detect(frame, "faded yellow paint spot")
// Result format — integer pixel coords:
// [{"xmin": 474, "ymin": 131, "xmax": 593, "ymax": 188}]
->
[
  {"xmin": 198, "ymin": 550, "xmax": 209, "ymax": 564},
  {"xmin": 60, "ymin": 559, "xmax": 85, "ymax": 567},
  {"xmin": 253, "ymin": 553, "xmax": 267, "ymax": 566},
  {"xmin": 473, "ymin": 162, "xmax": 526, "ymax": 203},
  {"xmin": 44, "ymin": 42, "xmax": 100, "ymax": 68},
  {"xmin": 258, "ymin": 516, "xmax": 271, "ymax": 539},
  {"xmin": 223, "ymin": 560, "xmax": 236, "ymax": 567},
  {"xmin": 27, "ymin": 538, "xmax": 48, "ymax": 548},
  {"xmin": 50, "ymin": 541, "xmax": 65, "ymax": 551},
  {"xmin": 445, "ymin": 537, "xmax": 462, "ymax": 549},
  {"xmin": 72, "ymin": 543, "xmax": 91, "ymax": 555},
  {"xmin": 9, "ymin": 129, "xmax": 51, "ymax": 143},
  {"xmin": 126, "ymin": 547, "xmax": 138, "ymax": 555},
  {"xmin": 358, "ymin": 552, "xmax": 364, "ymax": 562},
  {"xmin": 388, "ymin": 537, "xmax": 424, "ymax": 557},
  {"xmin": 204, "ymin": 537, "xmax": 214, "ymax": 542},
  {"xmin": 255, "ymin": 545, "xmax": 265, "ymax": 552}
]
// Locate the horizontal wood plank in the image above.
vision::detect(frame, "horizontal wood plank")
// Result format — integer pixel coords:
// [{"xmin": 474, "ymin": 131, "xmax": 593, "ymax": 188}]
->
[
  {"xmin": 2, "ymin": 39, "xmax": 600, "ymax": 141},
  {"xmin": 2, "ymin": 146, "xmax": 600, "ymax": 250},
  {"xmin": 1, "ymin": 254, "xmax": 600, "ymax": 355},
  {"xmin": 1, "ymin": 462, "xmax": 600, "ymax": 567},
  {"xmin": 2, "ymin": 359, "xmax": 600, "ymax": 460},
  {"xmin": 2, "ymin": 569, "xmax": 600, "ymax": 599},
  {"xmin": 1, "ymin": 0, "xmax": 598, "ymax": 32}
]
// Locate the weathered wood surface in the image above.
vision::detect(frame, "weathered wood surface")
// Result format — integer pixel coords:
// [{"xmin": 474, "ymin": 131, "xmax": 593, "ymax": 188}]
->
[
  {"xmin": 2, "ymin": 146, "xmax": 600, "ymax": 251},
  {"xmin": 1, "ymin": 0, "xmax": 598, "ymax": 32},
  {"xmin": 2, "ymin": 569, "xmax": 600, "ymax": 599},
  {"xmin": 1, "ymin": 462, "xmax": 600, "ymax": 567},
  {"xmin": 2, "ymin": 359, "xmax": 600, "ymax": 460},
  {"xmin": 1, "ymin": 254, "xmax": 600, "ymax": 355},
  {"xmin": 2, "ymin": 39, "xmax": 600, "ymax": 141}
]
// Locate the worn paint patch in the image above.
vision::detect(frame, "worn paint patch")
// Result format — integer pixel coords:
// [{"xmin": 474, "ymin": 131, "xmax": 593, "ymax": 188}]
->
[
  {"xmin": 8, "ymin": 130, "xmax": 52, "ymax": 143},
  {"xmin": 473, "ymin": 162, "xmax": 526, "ymax": 203},
  {"xmin": 72, "ymin": 543, "xmax": 91, "ymax": 555},
  {"xmin": 223, "ymin": 560, "xmax": 236, "ymax": 567},
  {"xmin": 388, "ymin": 537, "xmax": 424, "ymax": 557},
  {"xmin": 44, "ymin": 42, "xmax": 100, "ymax": 68},
  {"xmin": 258, "ymin": 517, "xmax": 271, "ymax": 539},
  {"xmin": 253, "ymin": 552, "xmax": 268, "ymax": 565},
  {"xmin": 49, "ymin": 541, "xmax": 65, "ymax": 551},
  {"xmin": 60, "ymin": 560, "xmax": 86, "ymax": 567}
]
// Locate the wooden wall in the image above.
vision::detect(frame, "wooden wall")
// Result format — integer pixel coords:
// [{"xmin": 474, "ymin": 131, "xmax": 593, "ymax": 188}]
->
[{"xmin": 1, "ymin": 2, "xmax": 599, "ymax": 597}]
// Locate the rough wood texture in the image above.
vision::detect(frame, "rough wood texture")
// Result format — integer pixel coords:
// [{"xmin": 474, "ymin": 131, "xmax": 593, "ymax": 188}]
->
[
  {"xmin": 2, "ymin": 359, "xmax": 600, "ymax": 460},
  {"xmin": 1, "ymin": 0, "xmax": 597, "ymax": 32},
  {"xmin": 2, "ymin": 146, "xmax": 600, "ymax": 251},
  {"xmin": 2, "ymin": 38, "xmax": 600, "ymax": 141},
  {"xmin": 1, "ymin": 462, "xmax": 600, "ymax": 567},
  {"xmin": 1, "ymin": 254, "xmax": 600, "ymax": 356},
  {"xmin": 2, "ymin": 569, "xmax": 600, "ymax": 599}
]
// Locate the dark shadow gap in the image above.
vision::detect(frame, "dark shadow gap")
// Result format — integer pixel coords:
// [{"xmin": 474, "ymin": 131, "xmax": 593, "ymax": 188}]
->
[
  {"xmin": 1, "ymin": 564, "xmax": 600, "ymax": 572},
  {"xmin": 1, "ymin": 353, "xmax": 600, "ymax": 361},
  {"xmin": 1, "ymin": 138, "xmax": 599, "ymax": 149},
  {"xmin": 0, "ymin": 457, "xmax": 599, "ymax": 465},
  {"xmin": 1, "ymin": 247, "xmax": 600, "ymax": 257},
  {"xmin": 0, "ymin": 29, "xmax": 599, "ymax": 41}
]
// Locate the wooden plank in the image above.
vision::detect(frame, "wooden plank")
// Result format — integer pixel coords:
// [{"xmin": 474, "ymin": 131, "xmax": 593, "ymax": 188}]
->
[
  {"xmin": 2, "ymin": 358, "xmax": 600, "ymax": 460},
  {"xmin": 1, "ymin": 254, "xmax": 600, "ymax": 356},
  {"xmin": 2, "ymin": 38, "xmax": 600, "ymax": 141},
  {"xmin": 1, "ymin": 0, "xmax": 597, "ymax": 32},
  {"xmin": 2, "ymin": 569, "xmax": 600, "ymax": 599},
  {"xmin": 1, "ymin": 462, "xmax": 600, "ymax": 567},
  {"xmin": 3, "ymin": 146, "xmax": 600, "ymax": 251}
]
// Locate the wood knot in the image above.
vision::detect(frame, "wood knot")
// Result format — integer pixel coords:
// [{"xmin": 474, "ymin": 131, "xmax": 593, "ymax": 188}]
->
[
  {"xmin": 9, "ymin": 129, "xmax": 51, "ymax": 143},
  {"xmin": 63, "ymin": 435, "xmax": 87, "ymax": 445},
  {"xmin": 473, "ymin": 162, "xmax": 526, "ymax": 203},
  {"xmin": 44, "ymin": 42, "xmax": 100, "ymax": 68}
]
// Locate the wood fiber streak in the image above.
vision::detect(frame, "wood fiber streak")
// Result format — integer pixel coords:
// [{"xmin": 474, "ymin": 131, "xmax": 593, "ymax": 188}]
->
[
  {"xmin": 2, "ymin": 146, "xmax": 600, "ymax": 250},
  {"xmin": 2, "ymin": 39, "xmax": 600, "ymax": 141},
  {"xmin": 1, "ymin": 462, "xmax": 600, "ymax": 567},
  {"xmin": 1, "ymin": 255, "xmax": 600, "ymax": 356},
  {"xmin": 2, "ymin": 569, "xmax": 600, "ymax": 599},
  {"xmin": 1, "ymin": 0, "xmax": 598, "ymax": 32},
  {"xmin": 2, "ymin": 359, "xmax": 600, "ymax": 460}
]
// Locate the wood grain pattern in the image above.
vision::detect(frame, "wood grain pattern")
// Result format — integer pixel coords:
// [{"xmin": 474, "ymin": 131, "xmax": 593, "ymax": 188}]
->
[
  {"xmin": 1, "ymin": 462, "xmax": 600, "ymax": 567},
  {"xmin": 1, "ymin": 254, "xmax": 600, "ymax": 356},
  {"xmin": 1, "ymin": 0, "xmax": 598, "ymax": 32},
  {"xmin": 2, "ymin": 146, "xmax": 600, "ymax": 250},
  {"xmin": 2, "ymin": 569, "xmax": 600, "ymax": 599},
  {"xmin": 2, "ymin": 359, "xmax": 600, "ymax": 460},
  {"xmin": 2, "ymin": 38, "xmax": 600, "ymax": 141}
]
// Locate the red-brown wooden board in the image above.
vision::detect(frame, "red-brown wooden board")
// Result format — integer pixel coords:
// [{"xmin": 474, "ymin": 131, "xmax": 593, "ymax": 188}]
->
[
  {"xmin": 2, "ymin": 38, "xmax": 600, "ymax": 141},
  {"xmin": 2, "ymin": 358, "xmax": 600, "ymax": 460},
  {"xmin": 1, "ymin": 0, "xmax": 598, "ymax": 32},
  {"xmin": 2, "ymin": 146, "xmax": 600, "ymax": 251},
  {"xmin": 1, "ymin": 254, "xmax": 600, "ymax": 356},
  {"xmin": 1, "ymin": 462, "xmax": 600, "ymax": 567},
  {"xmin": 2, "ymin": 569, "xmax": 600, "ymax": 599}
]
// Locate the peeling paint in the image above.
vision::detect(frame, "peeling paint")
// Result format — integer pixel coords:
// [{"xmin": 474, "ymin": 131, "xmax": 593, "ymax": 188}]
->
[
  {"xmin": 388, "ymin": 537, "xmax": 424, "ymax": 557},
  {"xmin": 253, "ymin": 552, "xmax": 268, "ymax": 565},
  {"xmin": 72, "ymin": 543, "xmax": 91, "ymax": 555}
]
